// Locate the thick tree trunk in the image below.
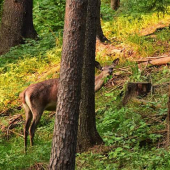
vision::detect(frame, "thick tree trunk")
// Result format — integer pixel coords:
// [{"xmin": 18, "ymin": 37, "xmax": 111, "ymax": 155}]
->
[
  {"xmin": 23, "ymin": 0, "xmax": 37, "ymax": 39},
  {"xmin": 49, "ymin": 0, "xmax": 88, "ymax": 169},
  {"xmin": 0, "ymin": 0, "xmax": 37, "ymax": 55},
  {"xmin": 77, "ymin": 0, "xmax": 103, "ymax": 153},
  {"xmin": 96, "ymin": 0, "xmax": 109, "ymax": 43},
  {"xmin": 111, "ymin": 0, "xmax": 120, "ymax": 10}
]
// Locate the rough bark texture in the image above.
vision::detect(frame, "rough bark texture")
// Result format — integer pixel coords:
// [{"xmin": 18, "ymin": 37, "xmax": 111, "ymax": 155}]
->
[
  {"xmin": 0, "ymin": 0, "xmax": 37, "ymax": 55},
  {"xmin": 96, "ymin": 0, "xmax": 109, "ymax": 43},
  {"xmin": 77, "ymin": 0, "xmax": 103, "ymax": 153},
  {"xmin": 49, "ymin": 0, "xmax": 88, "ymax": 169},
  {"xmin": 166, "ymin": 95, "xmax": 170, "ymax": 147},
  {"xmin": 111, "ymin": 0, "xmax": 120, "ymax": 10},
  {"xmin": 23, "ymin": 0, "xmax": 37, "ymax": 38},
  {"xmin": 0, "ymin": 1, "xmax": 3, "ymax": 17}
]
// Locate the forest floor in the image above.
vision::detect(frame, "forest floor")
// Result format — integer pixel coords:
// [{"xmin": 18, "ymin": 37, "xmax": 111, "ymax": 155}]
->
[{"xmin": 1, "ymin": 3, "xmax": 170, "ymax": 170}]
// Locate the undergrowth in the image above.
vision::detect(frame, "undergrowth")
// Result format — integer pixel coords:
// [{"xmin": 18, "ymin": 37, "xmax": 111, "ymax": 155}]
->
[
  {"xmin": 102, "ymin": 0, "xmax": 170, "ymax": 57},
  {"xmin": 0, "ymin": 33, "xmax": 62, "ymax": 112}
]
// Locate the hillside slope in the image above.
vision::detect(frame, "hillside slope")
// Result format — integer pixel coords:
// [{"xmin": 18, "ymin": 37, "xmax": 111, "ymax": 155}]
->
[{"xmin": 1, "ymin": 1, "xmax": 170, "ymax": 169}]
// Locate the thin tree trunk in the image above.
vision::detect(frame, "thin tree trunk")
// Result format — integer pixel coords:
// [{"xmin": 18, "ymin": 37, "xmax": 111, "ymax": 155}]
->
[
  {"xmin": 49, "ymin": 0, "xmax": 88, "ymax": 169},
  {"xmin": 111, "ymin": 0, "xmax": 120, "ymax": 10},
  {"xmin": 96, "ymin": 0, "xmax": 109, "ymax": 43},
  {"xmin": 0, "ymin": 0, "xmax": 37, "ymax": 55},
  {"xmin": 166, "ymin": 96, "xmax": 170, "ymax": 147},
  {"xmin": 77, "ymin": 0, "xmax": 103, "ymax": 153}
]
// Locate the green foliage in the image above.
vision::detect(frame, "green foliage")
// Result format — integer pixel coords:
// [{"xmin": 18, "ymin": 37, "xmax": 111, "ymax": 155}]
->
[
  {"xmin": 122, "ymin": 0, "xmax": 170, "ymax": 14},
  {"xmin": 77, "ymin": 147, "xmax": 170, "ymax": 169},
  {"xmin": 77, "ymin": 86, "xmax": 169, "ymax": 169},
  {"xmin": 0, "ymin": 119, "xmax": 54, "ymax": 169},
  {"xmin": 0, "ymin": 33, "xmax": 62, "ymax": 112},
  {"xmin": 96, "ymin": 100, "xmax": 163, "ymax": 146},
  {"xmin": 33, "ymin": 0, "xmax": 65, "ymax": 35},
  {"xmin": 100, "ymin": 1, "xmax": 115, "ymax": 20},
  {"xmin": 0, "ymin": 0, "xmax": 65, "ymax": 34}
]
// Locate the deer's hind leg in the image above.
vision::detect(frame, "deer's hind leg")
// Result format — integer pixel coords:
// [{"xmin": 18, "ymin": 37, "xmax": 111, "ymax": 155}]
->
[
  {"xmin": 24, "ymin": 104, "xmax": 33, "ymax": 152},
  {"xmin": 29, "ymin": 108, "xmax": 43, "ymax": 147}
]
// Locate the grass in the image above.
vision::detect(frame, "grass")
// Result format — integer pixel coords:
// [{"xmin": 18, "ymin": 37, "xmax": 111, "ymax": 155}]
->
[
  {"xmin": 102, "ymin": 5, "xmax": 170, "ymax": 57},
  {"xmin": 0, "ymin": 34, "xmax": 62, "ymax": 113},
  {"xmin": 0, "ymin": 127, "xmax": 53, "ymax": 169}
]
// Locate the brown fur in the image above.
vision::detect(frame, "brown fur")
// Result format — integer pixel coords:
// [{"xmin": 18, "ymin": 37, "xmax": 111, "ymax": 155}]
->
[
  {"xmin": 19, "ymin": 90, "xmax": 26, "ymax": 104},
  {"xmin": 20, "ymin": 78, "xmax": 59, "ymax": 152},
  {"xmin": 21, "ymin": 59, "xmax": 119, "ymax": 152}
]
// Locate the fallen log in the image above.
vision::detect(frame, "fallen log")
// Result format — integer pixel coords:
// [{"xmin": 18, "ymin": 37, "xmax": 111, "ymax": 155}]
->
[
  {"xmin": 136, "ymin": 55, "xmax": 170, "ymax": 67},
  {"xmin": 139, "ymin": 21, "xmax": 170, "ymax": 36},
  {"xmin": 149, "ymin": 56, "xmax": 170, "ymax": 66}
]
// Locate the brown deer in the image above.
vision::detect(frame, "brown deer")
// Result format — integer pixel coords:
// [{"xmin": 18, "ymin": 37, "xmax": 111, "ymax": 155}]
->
[
  {"xmin": 20, "ymin": 58, "xmax": 119, "ymax": 152},
  {"xmin": 95, "ymin": 58, "xmax": 119, "ymax": 92}
]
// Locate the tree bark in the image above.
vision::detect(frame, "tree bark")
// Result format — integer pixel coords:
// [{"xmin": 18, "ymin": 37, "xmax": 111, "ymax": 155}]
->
[
  {"xmin": 77, "ymin": 0, "xmax": 103, "ymax": 153},
  {"xmin": 49, "ymin": 0, "xmax": 88, "ymax": 169},
  {"xmin": 0, "ymin": 0, "xmax": 37, "ymax": 55},
  {"xmin": 23, "ymin": 0, "xmax": 37, "ymax": 39},
  {"xmin": 111, "ymin": 0, "xmax": 120, "ymax": 10},
  {"xmin": 96, "ymin": 0, "xmax": 109, "ymax": 43},
  {"xmin": 0, "ymin": 1, "xmax": 3, "ymax": 16},
  {"xmin": 166, "ymin": 96, "xmax": 170, "ymax": 147}
]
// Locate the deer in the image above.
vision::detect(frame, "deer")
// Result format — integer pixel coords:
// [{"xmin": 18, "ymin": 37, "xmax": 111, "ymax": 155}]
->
[
  {"xmin": 95, "ymin": 58, "xmax": 119, "ymax": 92},
  {"xmin": 20, "ymin": 58, "xmax": 119, "ymax": 152}
]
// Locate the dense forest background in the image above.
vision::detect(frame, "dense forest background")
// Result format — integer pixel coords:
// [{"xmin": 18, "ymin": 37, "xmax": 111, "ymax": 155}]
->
[{"xmin": 1, "ymin": 0, "xmax": 170, "ymax": 169}]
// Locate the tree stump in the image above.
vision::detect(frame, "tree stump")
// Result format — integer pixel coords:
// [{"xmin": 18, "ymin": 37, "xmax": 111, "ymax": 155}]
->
[{"xmin": 122, "ymin": 82, "xmax": 152, "ymax": 106}]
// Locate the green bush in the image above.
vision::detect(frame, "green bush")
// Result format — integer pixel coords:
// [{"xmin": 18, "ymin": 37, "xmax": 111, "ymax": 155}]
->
[{"xmin": 33, "ymin": 0, "xmax": 65, "ymax": 35}]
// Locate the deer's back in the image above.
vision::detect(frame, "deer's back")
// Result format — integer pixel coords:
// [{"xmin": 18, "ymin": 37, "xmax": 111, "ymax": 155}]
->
[{"xmin": 20, "ymin": 79, "xmax": 59, "ymax": 111}]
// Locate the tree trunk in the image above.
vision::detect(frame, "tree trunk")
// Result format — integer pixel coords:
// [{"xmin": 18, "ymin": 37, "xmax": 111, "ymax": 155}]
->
[
  {"xmin": 77, "ymin": 0, "xmax": 103, "ymax": 153},
  {"xmin": 96, "ymin": 0, "xmax": 109, "ymax": 43},
  {"xmin": 166, "ymin": 96, "xmax": 170, "ymax": 147},
  {"xmin": 23, "ymin": 0, "xmax": 37, "ymax": 39},
  {"xmin": 0, "ymin": 1, "xmax": 3, "ymax": 16},
  {"xmin": 111, "ymin": 0, "xmax": 120, "ymax": 10},
  {"xmin": 0, "ymin": 0, "xmax": 37, "ymax": 55},
  {"xmin": 49, "ymin": 0, "xmax": 88, "ymax": 169}
]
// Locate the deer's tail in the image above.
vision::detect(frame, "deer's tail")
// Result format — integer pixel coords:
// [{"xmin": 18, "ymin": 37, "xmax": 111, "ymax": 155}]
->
[{"xmin": 19, "ymin": 90, "xmax": 26, "ymax": 104}]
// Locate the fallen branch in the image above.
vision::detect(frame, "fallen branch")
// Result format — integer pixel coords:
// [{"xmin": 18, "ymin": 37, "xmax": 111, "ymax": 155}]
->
[
  {"xmin": 136, "ymin": 54, "xmax": 170, "ymax": 66},
  {"xmin": 147, "ymin": 56, "xmax": 169, "ymax": 60},
  {"xmin": 0, "ymin": 105, "xmax": 22, "ymax": 117},
  {"xmin": 7, "ymin": 129, "xmax": 24, "ymax": 138},
  {"xmin": 153, "ymin": 82, "xmax": 170, "ymax": 88},
  {"xmin": 0, "ymin": 108, "xmax": 11, "ymax": 116},
  {"xmin": 149, "ymin": 56, "xmax": 170, "ymax": 66},
  {"xmin": 139, "ymin": 21, "xmax": 170, "ymax": 36},
  {"xmin": 8, "ymin": 114, "xmax": 22, "ymax": 126}
]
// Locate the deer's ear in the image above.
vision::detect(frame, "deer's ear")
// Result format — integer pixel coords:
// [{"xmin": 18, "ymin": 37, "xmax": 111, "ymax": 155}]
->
[
  {"xmin": 95, "ymin": 61, "xmax": 102, "ymax": 70},
  {"xmin": 112, "ymin": 58, "xmax": 119, "ymax": 66}
]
